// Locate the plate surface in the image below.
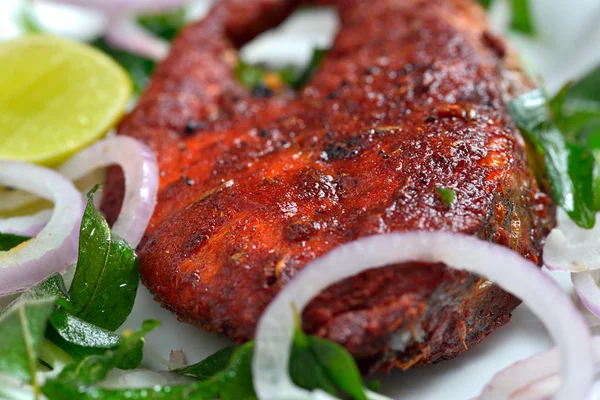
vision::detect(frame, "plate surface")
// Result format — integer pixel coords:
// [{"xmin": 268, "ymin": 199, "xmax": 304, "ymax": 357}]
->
[{"xmin": 2, "ymin": 0, "xmax": 600, "ymax": 398}]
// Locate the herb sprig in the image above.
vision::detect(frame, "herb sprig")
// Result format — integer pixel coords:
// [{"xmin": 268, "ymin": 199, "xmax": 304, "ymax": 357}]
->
[
  {"xmin": 507, "ymin": 66, "xmax": 600, "ymax": 229},
  {"xmin": 0, "ymin": 189, "xmax": 377, "ymax": 399}
]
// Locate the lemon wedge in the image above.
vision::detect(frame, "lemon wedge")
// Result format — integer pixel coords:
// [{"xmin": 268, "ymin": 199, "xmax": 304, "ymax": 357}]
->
[{"xmin": 0, "ymin": 35, "xmax": 132, "ymax": 166}]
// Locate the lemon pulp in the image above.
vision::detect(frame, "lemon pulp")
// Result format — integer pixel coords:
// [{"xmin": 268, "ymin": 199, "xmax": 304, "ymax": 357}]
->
[{"xmin": 0, "ymin": 35, "xmax": 132, "ymax": 166}]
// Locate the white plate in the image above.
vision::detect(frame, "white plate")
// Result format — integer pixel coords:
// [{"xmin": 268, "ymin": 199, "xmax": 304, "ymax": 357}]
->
[{"xmin": 2, "ymin": 1, "xmax": 600, "ymax": 398}]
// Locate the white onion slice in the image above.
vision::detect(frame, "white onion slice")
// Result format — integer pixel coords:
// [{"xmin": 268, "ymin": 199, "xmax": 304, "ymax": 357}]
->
[
  {"xmin": 0, "ymin": 162, "xmax": 84, "ymax": 295},
  {"xmin": 0, "ymin": 210, "xmax": 52, "ymax": 237},
  {"xmin": 105, "ymin": 16, "xmax": 170, "ymax": 61},
  {"xmin": 49, "ymin": 0, "xmax": 191, "ymax": 15},
  {"xmin": 477, "ymin": 336, "xmax": 600, "ymax": 399},
  {"xmin": 0, "ymin": 168, "xmax": 106, "ymax": 213},
  {"xmin": 544, "ymin": 210, "xmax": 600, "ymax": 272},
  {"xmin": 58, "ymin": 136, "xmax": 158, "ymax": 247},
  {"xmin": 573, "ymin": 271, "xmax": 600, "ymax": 320},
  {"xmin": 252, "ymin": 232, "xmax": 593, "ymax": 400}
]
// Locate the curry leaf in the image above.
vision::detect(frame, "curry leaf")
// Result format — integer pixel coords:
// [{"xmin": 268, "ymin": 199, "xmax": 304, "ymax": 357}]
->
[
  {"xmin": 290, "ymin": 328, "xmax": 338, "ymax": 396},
  {"xmin": 24, "ymin": 274, "xmax": 71, "ymax": 311},
  {"xmin": 307, "ymin": 337, "xmax": 368, "ymax": 400},
  {"xmin": 479, "ymin": 0, "xmax": 535, "ymax": 35},
  {"xmin": 68, "ymin": 188, "xmax": 139, "ymax": 331},
  {"xmin": 0, "ymin": 232, "xmax": 29, "ymax": 251},
  {"xmin": 43, "ymin": 372, "xmax": 225, "ymax": 400},
  {"xmin": 551, "ymin": 68, "xmax": 600, "ymax": 143},
  {"xmin": 47, "ymin": 309, "xmax": 122, "ymax": 361},
  {"xmin": 175, "ymin": 345, "xmax": 237, "ymax": 380},
  {"xmin": 0, "ymin": 296, "xmax": 55, "ymax": 387},
  {"xmin": 536, "ymin": 123, "xmax": 596, "ymax": 228},
  {"xmin": 47, "ymin": 319, "xmax": 159, "ymax": 389},
  {"xmin": 219, "ymin": 343, "xmax": 257, "ymax": 400},
  {"xmin": 509, "ymin": 0, "xmax": 535, "ymax": 34},
  {"xmin": 292, "ymin": 48, "xmax": 328, "ymax": 89},
  {"xmin": 236, "ymin": 48, "xmax": 328, "ymax": 91},
  {"xmin": 478, "ymin": 0, "xmax": 493, "ymax": 9},
  {"xmin": 508, "ymin": 89, "xmax": 597, "ymax": 228},
  {"xmin": 138, "ymin": 9, "xmax": 187, "ymax": 42}
]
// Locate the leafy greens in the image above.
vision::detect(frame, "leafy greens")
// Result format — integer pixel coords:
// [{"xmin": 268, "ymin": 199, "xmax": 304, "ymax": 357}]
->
[
  {"xmin": 507, "ymin": 64, "xmax": 600, "ymax": 229},
  {"xmin": 479, "ymin": 0, "xmax": 535, "ymax": 35}
]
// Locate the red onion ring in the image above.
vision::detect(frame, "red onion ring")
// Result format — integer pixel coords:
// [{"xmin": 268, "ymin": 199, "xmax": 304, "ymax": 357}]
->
[
  {"xmin": 105, "ymin": 16, "xmax": 170, "ymax": 61},
  {"xmin": 0, "ymin": 210, "xmax": 52, "ymax": 237},
  {"xmin": 0, "ymin": 161, "xmax": 84, "ymax": 295},
  {"xmin": 45, "ymin": 0, "xmax": 190, "ymax": 60},
  {"xmin": 543, "ymin": 210, "xmax": 600, "ymax": 273},
  {"xmin": 252, "ymin": 232, "xmax": 593, "ymax": 400},
  {"xmin": 477, "ymin": 335, "xmax": 600, "ymax": 399},
  {"xmin": 49, "ymin": 0, "xmax": 191, "ymax": 15},
  {"xmin": 572, "ymin": 271, "xmax": 600, "ymax": 320},
  {"xmin": 58, "ymin": 136, "xmax": 158, "ymax": 247}
]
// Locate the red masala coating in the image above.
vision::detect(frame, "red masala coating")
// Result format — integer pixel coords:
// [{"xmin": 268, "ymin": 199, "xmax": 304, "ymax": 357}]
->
[{"xmin": 102, "ymin": 0, "xmax": 555, "ymax": 372}]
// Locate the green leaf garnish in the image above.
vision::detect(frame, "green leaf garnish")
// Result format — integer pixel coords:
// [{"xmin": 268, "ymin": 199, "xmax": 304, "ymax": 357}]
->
[
  {"xmin": 478, "ymin": 0, "xmax": 493, "ymax": 9},
  {"xmin": 236, "ymin": 48, "xmax": 328, "ymax": 91},
  {"xmin": 138, "ymin": 9, "xmax": 187, "ymax": 42},
  {"xmin": 436, "ymin": 187, "xmax": 456, "ymax": 206},
  {"xmin": 479, "ymin": 0, "xmax": 535, "ymax": 35},
  {"xmin": 292, "ymin": 48, "xmax": 328, "ymax": 89},
  {"xmin": 47, "ymin": 309, "xmax": 122, "ymax": 361},
  {"xmin": 46, "ymin": 319, "xmax": 159, "ymax": 390},
  {"xmin": 175, "ymin": 345, "xmax": 237, "ymax": 380},
  {"xmin": 68, "ymin": 187, "xmax": 139, "ymax": 331},
  {"xmin": 508, "ymin": 89, "xmax": 597, "ymax": 228},
  {"xmin": 16, "ymin": 3, "xmax": 43, "ymax": 34},
  {"xmin": 0, "ymin": 232, "xmax": 30, "ymax": 251},
  {"xmin": 0, "ymin": 296, "xmax": 55, "ymax": 394},
  {"xmin": 509, "ymin": 0, "xmax": 535, "ymax": 34}
]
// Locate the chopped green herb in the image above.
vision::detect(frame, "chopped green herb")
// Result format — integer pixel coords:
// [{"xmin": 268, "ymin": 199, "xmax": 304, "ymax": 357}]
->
[
  {"xmin": 68, "ymin": 187, "xmax": 139, "ymax": 332},
  {"xmin": 235, "ymin": 60, "xmax": 267, "ymax": 90},
  {"xmin": 436, "ymin": 187, "xmax": 456, "ymax": 206}
]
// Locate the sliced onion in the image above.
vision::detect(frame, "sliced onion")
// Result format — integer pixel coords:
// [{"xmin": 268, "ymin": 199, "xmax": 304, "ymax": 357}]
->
[
  {"xmin": 0, "ymin": 210, "xmax": 52, "ymax": 237},
  {"xmin": 98, "ymin": 368, "xmax": 194, "ymax": 389},
  {"xmin": 48, "ymin": 0, "xmax": 192, "ymax": 15},
  {"xmin": 0, "ymin": 162, "xmax": 84, "ymax": 295},
  {"xmin": 572, "ymin": 270, "xmax": 600, "ymax": 319},
  {"xmin": 105, "ymin": 16, "xmax": 170, "ymax": 61},
  {"xmin": 544, "ymin": 209, "xmax": 600, "ymax": 272},
  {"xmin": 0, "ymin": 168, "xmax": 106, "ymax": 213},
  {"xmin": 477, "ymin": 335, "xmax": 600, "ymax": 399},
  {"xmin": 58, "ymin": 136, "xmax": 158, "ymax": 247},
  {"xmin": 252, "ymin": 232, "xmax": 593, "ymax": 400}
]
